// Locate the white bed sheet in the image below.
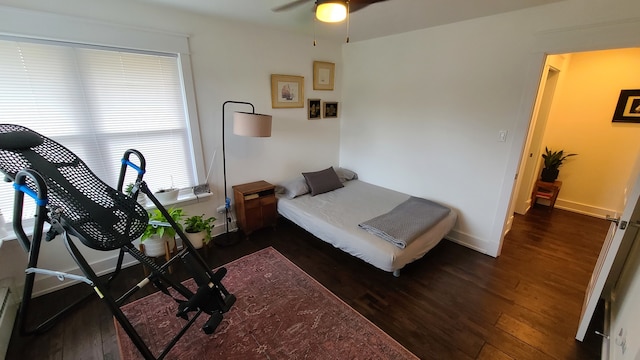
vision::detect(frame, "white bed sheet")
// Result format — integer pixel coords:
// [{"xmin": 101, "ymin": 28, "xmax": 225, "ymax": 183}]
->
[{"xmin": 277, "ymin": 180, "xmax": 457, "ymax": 273}]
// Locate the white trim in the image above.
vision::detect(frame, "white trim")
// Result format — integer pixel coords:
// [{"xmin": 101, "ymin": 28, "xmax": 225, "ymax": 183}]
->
[
  {"xmin": 0, "ymin": 5, "xmax": 189, "ymax": 54},
  {"xmin": 178, "ymin": 52, "xmax": 207, "ymax": 185},
  {"xmin": 534, "ymin": 18, "xmax": 640, "ymax": 55},
  {"xmin": 554, "ymin": 199, "xmax": 620, "ymax": 219},
  {"xmin": 0, "ymin": 192, "xmax": 213, "ymax": 244},
  {"xmin": 445, "ymin": 230, "xmax": 495, "ymax": 257},
  {"xmin": 491, "ymin": 53, "xmax": 546, "ymax": 257}
]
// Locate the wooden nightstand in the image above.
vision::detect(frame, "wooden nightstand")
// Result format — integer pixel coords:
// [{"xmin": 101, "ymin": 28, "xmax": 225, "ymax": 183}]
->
[{"xmin": 233, "ymin": 180, "xmax": 277, "ymax": 237}]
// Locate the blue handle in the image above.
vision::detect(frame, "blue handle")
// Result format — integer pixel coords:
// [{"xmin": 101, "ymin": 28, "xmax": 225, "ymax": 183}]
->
[
  {"xmin": 13, "ymin": 183, "xmax": 48, "ymax": 206},
  {"xmin": 121, "ymin": 159, "xmax": 146, "ymax": 175}
]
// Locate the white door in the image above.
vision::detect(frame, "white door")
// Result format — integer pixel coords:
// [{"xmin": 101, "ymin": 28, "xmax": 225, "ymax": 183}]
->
[
  {"xmin": 576, "ymin": 170, "xmax": 640, "ymax": 341},
  {"xmin": 609, "ymin": 226, "xmax": 640, "ymax": 360}
]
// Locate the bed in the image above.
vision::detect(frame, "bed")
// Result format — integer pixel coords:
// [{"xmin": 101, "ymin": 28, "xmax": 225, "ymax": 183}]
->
[{"xmin": 276, "ymin": 168, "xmax": 457, "ymax": 276}]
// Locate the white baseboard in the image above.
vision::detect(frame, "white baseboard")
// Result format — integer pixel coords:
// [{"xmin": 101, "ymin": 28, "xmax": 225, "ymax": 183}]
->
[
  {"xmin": 445, "ymin": 229, "xmax": 497, "ymax": 257},
  {"xmin": 554, "ymin": 199, "xmax": 620, "ymax": 219}
]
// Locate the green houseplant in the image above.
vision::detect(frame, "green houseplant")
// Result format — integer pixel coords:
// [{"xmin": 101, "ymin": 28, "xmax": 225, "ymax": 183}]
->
[
  {"xmin": 541, "ymin": 147, "xmax": 577, "ymax": 182},
  {"xmin": 125, "ymin": 182, "xmax": 135, "ymax": 196},
  {"xmin": 183, "ymin": 214, "xmax": 216, "ymax": 249},
  {"xmin": 140, "ymin": 207, "xmax": 184, "ymax": 257}
]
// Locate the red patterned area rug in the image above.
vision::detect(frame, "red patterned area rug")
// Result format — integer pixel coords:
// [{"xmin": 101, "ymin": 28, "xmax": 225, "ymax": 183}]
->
[{"xmin": 115, "ymin": 247, "xmax": 418, "ymax": 360}]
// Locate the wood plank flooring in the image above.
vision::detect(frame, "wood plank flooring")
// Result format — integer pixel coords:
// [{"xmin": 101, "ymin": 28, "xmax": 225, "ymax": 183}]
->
[{"xmin": 6, "ymin": 206, "xmax": 608, "ymax": 359}]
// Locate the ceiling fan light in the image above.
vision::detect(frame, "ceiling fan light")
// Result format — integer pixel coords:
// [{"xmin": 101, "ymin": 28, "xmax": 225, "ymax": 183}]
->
[{"xmin": 316, "ymin": 2, "xmax": 347, "ymax": 23}]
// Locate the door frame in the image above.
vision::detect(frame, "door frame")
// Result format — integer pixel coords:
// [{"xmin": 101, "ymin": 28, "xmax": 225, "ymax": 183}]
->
[
  {"xmin": 492, "ymin": 18, "xmax": 640, "ymax": 257},
  {"xmin": 512, "ymin": 61, "xmax": 561, "ymax": 216}
]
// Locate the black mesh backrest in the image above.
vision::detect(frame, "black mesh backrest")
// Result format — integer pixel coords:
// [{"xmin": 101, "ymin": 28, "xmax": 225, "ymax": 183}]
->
[{"xmin": 0, "ymin": 124, "xmax": 148, "ymax": 251}]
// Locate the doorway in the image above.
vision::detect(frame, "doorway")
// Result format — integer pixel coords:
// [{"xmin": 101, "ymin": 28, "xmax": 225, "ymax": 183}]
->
[
  {"xmin": 509, "ymin": 48, "xmax": 640, "ymax": 224},
  {"xmin": 512, "ymin": 58, "xmax": 561, "ymax": 216}
]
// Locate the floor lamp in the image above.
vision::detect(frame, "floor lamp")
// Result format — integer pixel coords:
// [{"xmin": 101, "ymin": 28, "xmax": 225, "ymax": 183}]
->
[{"xmin": 214, "ymin": 100, "xmax": 272, "ymax": 246}]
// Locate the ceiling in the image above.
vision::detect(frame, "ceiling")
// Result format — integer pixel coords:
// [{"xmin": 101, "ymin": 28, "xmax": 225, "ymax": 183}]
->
[{"xmin": 135, "ymin": 0, "xmax": 562, "ymax": 42}]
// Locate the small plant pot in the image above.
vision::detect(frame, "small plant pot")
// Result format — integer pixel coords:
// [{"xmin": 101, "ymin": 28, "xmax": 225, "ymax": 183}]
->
[
  {"xmin": 541, "ymin": 168, "xmax": 559, "ymax": 182},
  {"xmin": 142, "ymin": 234, "xmax": 171, "ymax": 257},
  {"xmin": 185, "ymin": 230, "xmax": 206, "ymax": 249},
  {"xmin": 154, "ymin": 188, "xmax": 179, "ymax": 204}
]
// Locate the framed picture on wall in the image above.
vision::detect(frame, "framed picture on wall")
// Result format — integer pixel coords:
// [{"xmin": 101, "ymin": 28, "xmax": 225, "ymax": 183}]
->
[
  {"xmin": 271, "ymin": 74, "xmax": 304, "ymax": 108},
  {"xmin": 308, "ymin": 99, "xmax": 321, "ymax": 119},
  {"xmin": 313, "ymin": 61, "xmax": 335, "ymax": 90},
  {"xmin": 323, "ymin": 101, "xmax": 338, "ymax": 118},
  {"xmin": 612, "ymin": 89, "xmax": 640, "ymax": 123}
]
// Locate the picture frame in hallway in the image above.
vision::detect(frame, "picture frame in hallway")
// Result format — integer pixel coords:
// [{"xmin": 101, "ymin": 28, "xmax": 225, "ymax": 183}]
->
[
  {"xmin": 271, "ymin": 74, "xmax": 304, "ymax": 108},
  {"xmin": 612, "ymin": 89, "xmax": 640, "ymax": 123}
]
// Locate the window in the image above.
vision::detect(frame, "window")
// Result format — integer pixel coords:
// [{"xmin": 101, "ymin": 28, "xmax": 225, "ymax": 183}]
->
[{"xmin": 0, "ymin": 37, "xmax": 201, "ymax": 223}]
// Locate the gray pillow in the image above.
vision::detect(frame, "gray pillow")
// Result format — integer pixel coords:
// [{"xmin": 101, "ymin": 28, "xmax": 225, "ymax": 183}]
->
[
  {"xmin": 302, "ymin": 167, "xmax": 344, "ymax": 196},
  {"xmin": 335, "ymin": 167, "xmax": 358, "ymax": 182},
  {"xmin": 275, "ymin": 177, "xmax": 310, "ymax": 199}
]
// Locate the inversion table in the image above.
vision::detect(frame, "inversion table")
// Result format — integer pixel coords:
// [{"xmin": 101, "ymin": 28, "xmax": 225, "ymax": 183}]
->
[{"xmin": 0, "ymin": 124, "xmax": 235, "ymax": 360}]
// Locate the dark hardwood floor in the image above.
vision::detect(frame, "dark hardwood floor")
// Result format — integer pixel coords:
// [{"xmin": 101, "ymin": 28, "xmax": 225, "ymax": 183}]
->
[{"xmin": 6, "ymin": 206, "xmax": 608, "ymax": 359}]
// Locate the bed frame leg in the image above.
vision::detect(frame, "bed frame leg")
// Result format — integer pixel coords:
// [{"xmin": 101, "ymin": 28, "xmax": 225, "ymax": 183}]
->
[{"xmin": 393, "ymin": 269, "xmax": 401, "ymax": 277}]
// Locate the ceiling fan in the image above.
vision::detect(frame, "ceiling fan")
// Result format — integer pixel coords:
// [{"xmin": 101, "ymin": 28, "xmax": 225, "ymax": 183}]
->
[{"xmin": 273, "ymin": 0, "xmax": 389, "ymax": 23}]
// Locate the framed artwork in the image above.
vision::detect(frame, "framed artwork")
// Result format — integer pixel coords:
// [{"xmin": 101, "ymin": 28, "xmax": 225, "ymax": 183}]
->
[
  {"xmin": 612, "ymin": 89, "xmax": 640, "ymax": 123},
  {"xmin": 323, "ymin": 101, "xmax": 338, "ymax": 118},
  {"xmin": 308, "ymin": 99, "xmax": 321, "ymax": 119},
  {"xmin": 271, "ymin": 74, "xmax": 304, "ymax": 108},
  {"xmin": 313, "ymin": 61, "xmax": 335, "ymax": 91}
]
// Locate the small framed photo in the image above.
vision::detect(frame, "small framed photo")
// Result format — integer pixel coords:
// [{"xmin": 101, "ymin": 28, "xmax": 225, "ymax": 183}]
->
[
  {"xmin": 313, "ymin": 61, "xmax": 335, "ymax": 91},
  {"xmin": 308, "ymin": 99, "xmax": 321, "ymax": 120},
  {"xmin": 323, "ymin": 101, "xmax": 338, "ymax": 118},
  {"xmin": 271, "ymin": 74, "xmax": 304, "ymax": 108},
  {"xmin": 612, "ymin": 89, "xmax": 640, "ymax": 123}
]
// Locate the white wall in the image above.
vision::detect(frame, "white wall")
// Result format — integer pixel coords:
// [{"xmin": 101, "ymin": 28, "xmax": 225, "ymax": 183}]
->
[
  {"xmin": 340, "ymin": 0, "xmax": 640, "ymax": 255},
  {"xmin": 0, "ymin": 0, "xmax": 343, "ymax": 294}
]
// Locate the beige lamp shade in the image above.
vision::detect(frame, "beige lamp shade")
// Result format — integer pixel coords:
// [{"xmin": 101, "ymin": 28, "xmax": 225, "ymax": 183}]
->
[
  {"xmin": 316, "ymin": 1, "xmax": 348, "ymax": 23},
  {"xmin": 233, "ymin": 112, "xmax": 272, "ymax": 137}
]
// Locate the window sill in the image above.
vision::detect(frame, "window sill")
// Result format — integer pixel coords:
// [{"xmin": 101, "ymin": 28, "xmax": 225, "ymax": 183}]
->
[
  {"xmin": 140, "ymin": 189, "xmax": 213, "ymax": 210},
  {"xmin": 0, "ymin": 190, "xmax": 213, "ymax": 245}
]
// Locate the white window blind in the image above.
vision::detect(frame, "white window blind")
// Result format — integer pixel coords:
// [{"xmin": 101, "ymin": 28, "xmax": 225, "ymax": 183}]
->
[{"xmin": 0, "ymin": 38, "xmax": 197, "ymax": 223}]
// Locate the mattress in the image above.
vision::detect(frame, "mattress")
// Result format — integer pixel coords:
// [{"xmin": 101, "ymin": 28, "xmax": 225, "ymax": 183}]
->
[{"xmin": 277, "ymin": 180, "xmax": 457, "ymax": 273}]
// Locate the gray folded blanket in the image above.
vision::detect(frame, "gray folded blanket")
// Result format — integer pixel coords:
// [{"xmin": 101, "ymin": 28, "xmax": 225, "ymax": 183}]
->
[{"xmin": 358, "ymin": 196, "xmax": 451, "ymax": 249}]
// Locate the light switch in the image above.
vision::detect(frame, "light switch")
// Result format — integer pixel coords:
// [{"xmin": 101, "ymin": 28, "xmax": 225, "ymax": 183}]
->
[{"xmin": 498, "ymin": 130, "xmax": 508, "ymax": 142}]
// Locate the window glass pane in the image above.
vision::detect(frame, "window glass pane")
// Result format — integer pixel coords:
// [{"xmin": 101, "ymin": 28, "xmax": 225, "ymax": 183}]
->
[{"xmin": 0, "ymin": 38, "xmax": 196, "ymax": 223}]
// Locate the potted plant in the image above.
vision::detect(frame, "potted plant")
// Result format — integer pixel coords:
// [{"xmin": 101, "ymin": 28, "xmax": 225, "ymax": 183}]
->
[
  {"xmin": 125, "ymin": 182, "xmax": 135, "ymax": 195},
  {"xmin": 541, "ymin": 147, "xmax": 577, "ymax": 182},
  {"xmin": 183, "ymin": 214, "xmax": 216, "ymax": 249},
  {"xmin": 154, "ymin": 187, "xmax": 179, "ymax": 204},
  {"xmin": 140, "ymin": 207, "xmax": 184, "ymax": 257}
]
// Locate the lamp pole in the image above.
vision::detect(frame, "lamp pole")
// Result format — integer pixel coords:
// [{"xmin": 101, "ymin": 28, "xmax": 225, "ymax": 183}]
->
[{"xmin": 216, "ymin": 101, "xmax": 256, "ymax": 246}]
